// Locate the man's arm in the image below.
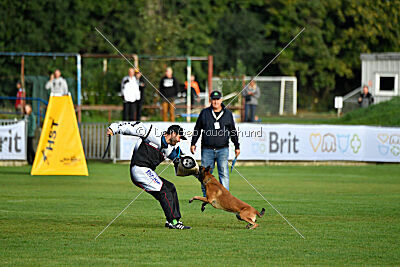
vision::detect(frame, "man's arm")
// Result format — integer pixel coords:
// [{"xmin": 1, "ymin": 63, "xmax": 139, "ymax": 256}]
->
[
  {"xmin": 242, "ymin": 86, "xmax": 249, "ymax": 96},
  {"xmin": 166, "ymin": 146, "xmax": 182, "ymax": 160},
  {"xmin": 173, "ymin": 77, "xmax": 180, "ymax": 96},
  {"xmin": 108, "ymin": 121, "xmax": 150, "ymax": 137},
  {"xmin": 254, "ymin": 86, "xmax": 261, "ymax": 99},
  {"xmin": 45, "ymin": 81, "xmax": 52, "ymax": 90},
  {"xmin": 62, "ymin": 78, "xmax": 69, "ymax": 95},
  {"xmin": 228, "ymin": 112, "xmax": 240, "ymax": 150},
  {"xmin": 191, "ymin": 110, "xmax": 203, "ymax": 147},
  {"xmin": 139, "ymin": 77, "xmax": 146, "ymax": 89}
]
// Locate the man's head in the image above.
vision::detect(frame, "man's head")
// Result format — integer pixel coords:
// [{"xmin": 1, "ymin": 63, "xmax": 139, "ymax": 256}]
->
[
  {"xmin": 54, "ymin": 69, "xmax": 61, "ymax": 78},
  {"xmin": 134, "ymin": 68, "xmax": 141, "ymax": 78},
  {"xmin": 210, "ymin": 91, "xmax": 222, "ymax": 110},
  {"xmin": 165, "ymin": 125, "xmax": 186, "ymax": 145},
  {"xmin": 16, "ymin": 82, "xmax": 21, "ymax": 89},
  {"xmin": 166, "ymin": 67, "xmax": 173, "ymax": 78},
  {"xmin": 363, "ymin": 85, "xmax": 369, "ymax": 94},
  {"xmin": 24, "ymin": 104, "xmax": 32, "ymax": 115},
  {"xmin": 129, "ymin": 68, "xmax": 135, "ymax": 77},
  {"xmin": 190, "ymin": 75, "xmax": 195, "ymax": 82}
]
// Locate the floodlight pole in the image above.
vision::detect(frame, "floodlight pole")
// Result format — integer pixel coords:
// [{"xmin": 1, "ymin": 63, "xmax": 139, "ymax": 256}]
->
[
  {"xmin": 186, "ymin": 57, "xmax": 192, "ymax": 122},
  {"xmin": 76, "ymin": 54, "xmax": 82, "ymax": 122},
  {"xmin": 207, "ymin": 55, "xmax": 213, "ymax": 107},
  {"xmin": 20, "ymin": 56, "xmax": 25, "ymax": 89}
]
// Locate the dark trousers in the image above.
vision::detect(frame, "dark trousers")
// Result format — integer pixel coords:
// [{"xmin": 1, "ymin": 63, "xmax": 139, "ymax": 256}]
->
[
  {"xmin": 123, "ymin": 101, "xmax": 138, "ymax": 121},
  {"xmin": 147, "ymin": 177, "xmax": 181, "ymax": 222},
  {"xmin": 245, "ymin": 104, "xmax": 257, "ymax": 122},
  {"xmin": 137, "ymin": 99, "xmax": 143, "ymax": 121},
  {"xmin": 27, "ymin": 137, "xmax": 35, "ymax": 165}
]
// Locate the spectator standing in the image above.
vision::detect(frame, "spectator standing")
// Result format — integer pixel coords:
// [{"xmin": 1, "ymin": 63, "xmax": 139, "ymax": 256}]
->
[
  {"xmin": 45, "ymin": 69, "xmax": 69, "ymax": 96},
  {"xmin": 135, "ymin": 69, "xmax": 146, "ymax": 121},
  {"xmin": 121, "ymin": 68, "xmax": 141, "ymax": 121},
  {"xmin": 159, "ymin": 67, "xmax": 179, "ymax": 122},
  {"xmin": 184, "ymin": 74, "xmax": 201, "ymax": 106},
  {"xmin": 190, "ymin": 91, "xmax": 240, "ymax": 196},
  {"xmin": 15, "ymin": 81, "xmax": 26, "ymax": 114},
  {"xmin": 24, "ymin": 104, "xmax": 36, "ymax": 165},
  {"xmin": 242, "ymin": 80, "xmax": 260, "ymax": 122},
  {"xmin": 358, "ymin": 85, "xmax": 374, "ymax": 108}
]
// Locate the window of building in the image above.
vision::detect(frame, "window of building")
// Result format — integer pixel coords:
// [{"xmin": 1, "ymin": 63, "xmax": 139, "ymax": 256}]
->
[{"xmin": 375, "ymin": 73, "xmax": 398, "ymax": 96}]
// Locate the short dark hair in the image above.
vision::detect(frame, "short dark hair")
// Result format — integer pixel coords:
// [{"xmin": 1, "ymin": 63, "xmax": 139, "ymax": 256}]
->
[{"xmin": 166, "ymin": 125, "xmax": 187, "ymax": 140}]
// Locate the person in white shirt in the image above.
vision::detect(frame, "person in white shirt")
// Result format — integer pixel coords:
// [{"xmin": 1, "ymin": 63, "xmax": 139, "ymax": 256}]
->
[
  {"xmin": 45, "ymin": 69, "xmax": 69, "ymax": 96},
  {"xmin": 121, "ymin": 68, "xmax": 141, "ymax": 121}
]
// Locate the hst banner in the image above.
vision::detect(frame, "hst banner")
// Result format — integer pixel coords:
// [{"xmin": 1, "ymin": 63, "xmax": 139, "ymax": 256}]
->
[
  {"xmin": 0, "ymin": 120, "xmax": 26, "ymax": 160},
  {"xmin": 118, "ymin": 122, "xmax": 400, "ymax": 162},
  {"xmin": 31, "ymin": 95, "xmax": 88, "ymax": 175}
]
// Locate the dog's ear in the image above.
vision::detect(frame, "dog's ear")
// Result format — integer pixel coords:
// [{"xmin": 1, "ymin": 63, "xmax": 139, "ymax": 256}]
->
[{"xmin": 205, "ymin": 166, "xmax": 211, "ymax": 173}]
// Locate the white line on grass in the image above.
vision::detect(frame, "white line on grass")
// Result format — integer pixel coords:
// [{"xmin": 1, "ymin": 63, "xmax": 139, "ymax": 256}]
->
[
  {"xmin": 94, "ymin": 159, "xmax": 175, "ymax": 240},
  {"xmin": 225, "ymin": 27, "xmax": 305, "ymax": 109},
  {"xmin": 94, "ymin": 27, "xmax": 175, "ymax": 108},
  {"xmin": 230, "ymin": 162, "xmax": 305, "ymax": 239}
]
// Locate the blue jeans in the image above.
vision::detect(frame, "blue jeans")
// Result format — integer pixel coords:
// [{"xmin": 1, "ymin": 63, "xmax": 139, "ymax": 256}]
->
[
  {"xmin": 201, "ymin": 147, "xmax": 229, "ymax": 197},
  {"xmin": 245, "ymin": 104, "xmax": 257, "ymax": 122}
]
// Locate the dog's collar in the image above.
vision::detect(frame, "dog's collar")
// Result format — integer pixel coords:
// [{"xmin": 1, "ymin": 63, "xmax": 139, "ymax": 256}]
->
[{"xmin": 203, "ymin": 176, "xmax": 212, "ymax": 186}]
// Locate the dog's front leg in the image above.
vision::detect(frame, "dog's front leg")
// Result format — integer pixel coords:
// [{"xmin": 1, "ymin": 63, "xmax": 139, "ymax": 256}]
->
[
  {"xmin": 189, "ymin": 196, "xmax": 208, "ymax": 204},
  {"xmin": 201, "ymin": 202, "xmax": 207, "ymax": 212}
]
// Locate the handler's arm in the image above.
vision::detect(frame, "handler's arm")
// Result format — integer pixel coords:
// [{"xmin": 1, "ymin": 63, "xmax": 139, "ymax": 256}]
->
[
  {"xmin": 191, "ymin": 110, "xmax": 203, "ymax": 146},
  {"xmin": 107, "ymin": 121, "xmax": 149, "ymax": 137},
  {"xmin": 228, "ymin": 113, "xmax": 240, "ymax": 150}
]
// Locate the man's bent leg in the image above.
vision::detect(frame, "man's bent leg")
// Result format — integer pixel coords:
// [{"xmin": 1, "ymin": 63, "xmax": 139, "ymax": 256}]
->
[
  {"xmin": 216, "ymin": 147, "xmax": 230, "ymax": 191},
  {"xmin": 201, "ymin": 148, "xmax": 216, "ymax": 197},
  {"xmin": 158, "ymin": 177, "xmax": 181, "ymax": 220}
]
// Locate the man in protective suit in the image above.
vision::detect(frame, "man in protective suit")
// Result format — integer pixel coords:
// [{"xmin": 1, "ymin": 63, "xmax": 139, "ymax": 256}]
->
[{"xmin": 107, "ymin": 122, "xmax": 195, "ymax": 229}]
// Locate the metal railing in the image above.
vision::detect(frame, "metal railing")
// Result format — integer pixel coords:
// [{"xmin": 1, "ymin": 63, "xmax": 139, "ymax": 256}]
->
[
  {"xmin": 0, "ymin": 96, "xmax": 48, "ymax": 127},
  {"xmin": 79, "ymin": 122, "xmax": 116, "ymax": 161}
]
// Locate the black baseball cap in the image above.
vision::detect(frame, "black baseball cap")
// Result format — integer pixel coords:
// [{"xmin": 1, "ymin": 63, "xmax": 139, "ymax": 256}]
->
[
  {"xmin": 210, "ymin": 91, "xmax": 222, "ymax": 100},
  {"xmin": 167, "ymin": 125, "xmax": 187, "ymax": 140}
]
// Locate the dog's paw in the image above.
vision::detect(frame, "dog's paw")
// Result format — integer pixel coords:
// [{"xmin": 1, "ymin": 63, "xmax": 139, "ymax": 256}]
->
[
  {"xmin": 201, "ymin": 203, "xmax": 207, "ymax": 212},
  {"xmin": 189, "ymin": 198, "xmax": 193, "ymax": 203}
]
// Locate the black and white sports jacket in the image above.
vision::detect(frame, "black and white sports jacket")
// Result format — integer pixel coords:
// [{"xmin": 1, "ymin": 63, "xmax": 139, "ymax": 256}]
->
[{"xmin": 108, "ymin": 122, "xmax": 181, "ymax": 170}]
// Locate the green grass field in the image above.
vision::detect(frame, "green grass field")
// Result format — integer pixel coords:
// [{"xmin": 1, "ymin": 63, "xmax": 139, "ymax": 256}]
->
[{"xmin": 1, "ymin": 162, "xmax": 400, "ymax": 265}]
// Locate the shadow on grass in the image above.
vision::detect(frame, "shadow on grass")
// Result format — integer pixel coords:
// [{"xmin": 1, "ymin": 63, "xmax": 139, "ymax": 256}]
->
[{"xmin": 0, "ymin": 170, "xmax": 31, "ymax": 176}]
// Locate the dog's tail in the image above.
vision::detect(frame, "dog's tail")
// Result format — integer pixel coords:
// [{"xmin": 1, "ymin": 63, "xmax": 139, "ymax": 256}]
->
[{"xmin": 256, "ymin": 208, "xmax": 266, "ymax": 218}]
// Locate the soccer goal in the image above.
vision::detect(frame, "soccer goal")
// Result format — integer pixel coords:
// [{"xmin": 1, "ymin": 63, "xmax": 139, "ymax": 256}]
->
[{"xmin": 212, "ymin": 76, "xmax": 297, "ymax": 116}]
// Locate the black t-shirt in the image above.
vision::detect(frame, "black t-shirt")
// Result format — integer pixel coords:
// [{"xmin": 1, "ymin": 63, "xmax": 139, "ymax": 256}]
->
[{"xmin": 214, "ymin": 110, "xmax": 222, "ymax": 117}]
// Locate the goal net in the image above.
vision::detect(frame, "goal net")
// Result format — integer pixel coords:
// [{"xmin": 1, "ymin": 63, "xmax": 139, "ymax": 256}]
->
[{"xmin": 212, "ymin": 76, "xmax": 297, "ymax": 116}]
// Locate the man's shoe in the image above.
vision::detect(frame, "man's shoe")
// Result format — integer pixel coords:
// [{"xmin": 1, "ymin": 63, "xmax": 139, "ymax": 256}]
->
[{"xmin": 166, "ymin": 221, "xmax": 191, "ymax": 230}]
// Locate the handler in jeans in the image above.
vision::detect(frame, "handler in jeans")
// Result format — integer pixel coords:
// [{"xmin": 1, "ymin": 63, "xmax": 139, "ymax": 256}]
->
[{"xmin": 190, "ymin": 91, "xmax": 240, "ymax": 196}]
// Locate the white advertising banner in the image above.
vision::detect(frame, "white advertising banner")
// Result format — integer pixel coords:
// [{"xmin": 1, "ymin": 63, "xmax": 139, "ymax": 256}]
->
[
  {"xmin": 118, "ymin": 122, "xmax": 400, "ymax": 162},
  {"xmin": 0, "ymin": 120, "xmax": 26, "ymax": 160}
]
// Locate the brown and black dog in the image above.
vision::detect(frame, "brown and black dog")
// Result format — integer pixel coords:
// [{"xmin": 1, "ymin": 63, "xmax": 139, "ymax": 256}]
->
[{"xmin": 190, "ymin": 166, "xmax": 265, "ymax": 229}]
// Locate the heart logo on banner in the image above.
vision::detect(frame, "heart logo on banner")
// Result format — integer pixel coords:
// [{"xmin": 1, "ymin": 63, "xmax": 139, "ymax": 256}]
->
[
  {"xmin": 377, "ymin": 133, "xmax": 389, "ymax": 144},
  {"xmin": 310, "ymin": 133, "xmax": 321, "ymax": 152},
  {"xmin": 389, "ymin": 134, "xmax": 400, "ymax": 145},
  {"xmin": 378, "ymin": 145, "xmax": 389, "ymax": 156}
]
